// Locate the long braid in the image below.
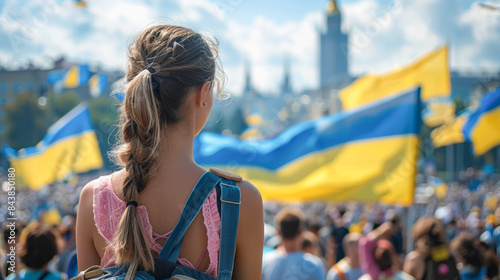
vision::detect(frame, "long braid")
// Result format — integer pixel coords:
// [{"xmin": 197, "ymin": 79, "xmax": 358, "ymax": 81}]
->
[
  {"xmin": 109, "ymin": 24, "xmax": 225, "ymax": 273},
  {"xmin": 112, "ymin": 68, "xmax": 160, "ymax": 272}
]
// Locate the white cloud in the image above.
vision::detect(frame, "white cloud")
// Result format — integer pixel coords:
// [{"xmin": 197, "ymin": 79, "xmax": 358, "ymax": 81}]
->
[
  {"xmin": 340, "ymin": 0, "xmax": 500, "ymax": 75},
  {"xmin": 222, "ymin": 12, "xmax": 322, "ymax": 93},
  {"xmin": 0, "ymin": 0, "xmax": 499, "ymax": 94}
]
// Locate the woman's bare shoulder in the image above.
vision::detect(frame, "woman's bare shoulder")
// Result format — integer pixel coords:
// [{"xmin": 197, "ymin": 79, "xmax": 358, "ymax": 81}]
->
[{"xmin": 238, "ymin": 179, "xmax": 263, "ymax": 210}]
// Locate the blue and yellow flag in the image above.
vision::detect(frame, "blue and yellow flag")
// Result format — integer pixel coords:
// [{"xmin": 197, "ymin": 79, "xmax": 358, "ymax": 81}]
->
[
  {"xmin": 47, "ymin": 64, "xmax": 91, "ymax": 92},
  {"xmin": 463, "ymin": 87, "xmax": 500, "ymax": 156},
  {"xmin": 423, "ymin": 97, "xmax": 455, "ymax": 128},
  {"xmin": 194, "ymin": 87, "xmax": 421, "ymax": 205},
  {"xmin": 339, "ymin": 46, "xmax": 451, "ymax": 127},
  {"xmin": 431, "ymin": 109, "xmax": 470, "ymax": 148},
  {"xmin": 64, "ymin": 64, "xmax": 91, "ymax": 88},
  {"xmin": 89, "ymin": 73, "xmax": 109, "ymax": 98},
  {"xmin": 3, "ymin": 104, "xmax": 103, "ymax": 190},
  {"xmin": 240, "ymin": 109, "xmax": 264, "ymax": 140},
  {"xmin": 75, "ymin": 0, "xmax": 87, "ymax": 8}
]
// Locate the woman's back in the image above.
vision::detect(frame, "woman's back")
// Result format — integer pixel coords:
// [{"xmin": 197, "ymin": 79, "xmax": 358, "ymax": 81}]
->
[
  {"xmin": 76, "ymin": 24, "xmax": 264, "ymax": 279},
  {"xmin": 92, "ymin": 168, "xmax": 220, "ymax": 277}
]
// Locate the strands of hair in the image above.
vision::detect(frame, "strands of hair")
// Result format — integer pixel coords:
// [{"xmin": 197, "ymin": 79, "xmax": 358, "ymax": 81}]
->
[{"xmin": 109, "ymin": 25, "xmax": 225, "ymax": 273}]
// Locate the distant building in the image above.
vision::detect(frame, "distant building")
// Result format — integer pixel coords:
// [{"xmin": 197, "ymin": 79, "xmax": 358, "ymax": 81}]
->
[
  {"xmin": 0, "ymin": 59, "xmax": 121, "ymax": 139},
  {"xmin": 451, "ymin": 71, "xmax": 500, "ymax": 105},
  {"xmin": 319, "ymin": 0, "xmax": 350, "ymax": 90},
  {"xmin": 0, "ymin": 68, "xmax": 51, "ymax": 106}
]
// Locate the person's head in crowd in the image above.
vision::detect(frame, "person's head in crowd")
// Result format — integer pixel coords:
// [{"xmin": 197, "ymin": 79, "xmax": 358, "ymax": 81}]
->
[
  {"xmin": 448, "ymin": 218, "xmax": 457, "ymax": 229},
  {"xmin": 301, "ymin": 230, "xmax": 321, "ymax": 257},
  {"xmin": 450, "ymin": 233, "xmax": 484, "ymax": 272},
  {"xmin": 477, "ymin": 240, "xmax": 499, "ymax": 280},
  {"xmin": 374, "ymin": 239, "xmax": 396, "ymax": 272},
  {"xmin": 358, "ymin": 213, "xmax": 368, "ymax": 227},
  {"xmin": 19, "ymin": 223, "xmax": 59, "ymax": 270},
  {"xmin": 333, "ymin": 206, "xmax": 346, "ymax": 227},
  {"xmin": 385, "ymin": 210, "xmax": 401, "ymax": 231},
  {"xmin": 275, "ymin": 207, "xmax": 306, "ymax": 244},
  {"xmin": 58, "ymin": 214, "xmax": 76, "ymax": 247},
  {"xmin": 412, "ymin": 216, "xmax": 448, "ymax": 258},
  {"xmin": 307, "ymin": 221, "xmax": 322, "ymax": 237},
  {"xmin": 343, "ymin": 233, "xmax": 361, "ymax": 265}
]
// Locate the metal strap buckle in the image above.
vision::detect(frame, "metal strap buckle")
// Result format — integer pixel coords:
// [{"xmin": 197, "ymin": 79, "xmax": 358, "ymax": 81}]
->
[{"xmin": 220, "ymin": 182, "xmax": 241, "ymax": 205}]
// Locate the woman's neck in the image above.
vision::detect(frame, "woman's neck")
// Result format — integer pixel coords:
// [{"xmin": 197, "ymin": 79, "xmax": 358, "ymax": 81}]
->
[{"xmin": 157, "ymin": 122, "xmax": 197, "ymax": 168}]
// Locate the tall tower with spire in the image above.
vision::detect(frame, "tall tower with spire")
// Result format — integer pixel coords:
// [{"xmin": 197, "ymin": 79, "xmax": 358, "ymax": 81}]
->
[
  {"xmin": 320, "ymin": 0, "xmax": 349, "ymax": 89},
  {"xmin": 281, "ymin": 56, "xmax": 292, "ymax": 94},
  {"xmin": 243, "ymin": 61, "xmax": 254, "ymax": 95}
]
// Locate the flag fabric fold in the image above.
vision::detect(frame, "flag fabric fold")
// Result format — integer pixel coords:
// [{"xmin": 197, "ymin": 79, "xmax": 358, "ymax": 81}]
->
[
  {"xmin": 47, "ymin": 64, "xmax": 91, "ymax": 92},
  {"xmin": 194, "ymin": 87, "xmax": 421, "ymax": 205},
  {"xmin": 89, "ymin": 73, "xmax": 109, "ymax": 98},
  {"xmin": 339, "ymin": 45, "xmax": 451, "ymax": 127},
  {"xmin": 2, "ymin": 104, "xmax": 103, "ymax": 190},
  {"xmin": 64, "ymin": 64, "xmax": 91, "ymax": 88},
  {"xmin": 463, "ymin": 87, "xmax": 500, "ymax": 156},
  {"xmin": 430, "ymin": 109, "xmax": 470, "ymax": 148}
]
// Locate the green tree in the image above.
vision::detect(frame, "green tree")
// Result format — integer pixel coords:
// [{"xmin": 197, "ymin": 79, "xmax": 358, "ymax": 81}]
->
[
  {"xmin": 224, "ymin": 106, "xmax": 246, "ymax": 135},
  {"xmin": 47, "ymin": 91, "xmax": 81, "ymax": 121},
  {"xmin": 1, "ymin": 93, "xmax": 49, "ymax": 150}
]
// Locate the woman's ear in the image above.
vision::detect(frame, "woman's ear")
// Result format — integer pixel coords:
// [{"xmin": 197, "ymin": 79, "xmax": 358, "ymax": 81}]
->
[{"xmin": 196, "ymin": 81, "xmax": 212, "ymax": 107}]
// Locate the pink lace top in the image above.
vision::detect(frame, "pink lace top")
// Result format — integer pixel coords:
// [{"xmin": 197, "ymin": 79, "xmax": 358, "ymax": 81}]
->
[{"xmin": 92, "ymin": 174, "xmax": 221, "ymax": 278}]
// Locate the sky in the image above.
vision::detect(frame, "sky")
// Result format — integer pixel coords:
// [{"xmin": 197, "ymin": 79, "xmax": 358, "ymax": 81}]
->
[{"xmin": 0, "ymin": 0, "xmax": 499, "ymax": 95}]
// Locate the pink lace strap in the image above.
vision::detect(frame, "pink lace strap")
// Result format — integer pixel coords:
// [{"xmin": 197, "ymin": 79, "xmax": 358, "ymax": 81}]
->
[
  {"xmin": 152, "ymin": 231, "xmax": 172, "ymax": 242},
  {"xmin": 195, "ymin": 244, "xmax": 208, "ymax": 269},
  {"xmin": 93, "ymin": 174, "xmax": 221, "ymax": 278}
]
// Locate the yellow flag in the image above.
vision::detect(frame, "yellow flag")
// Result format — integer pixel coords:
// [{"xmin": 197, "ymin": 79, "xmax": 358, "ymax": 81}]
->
[
  {"xmin": 339, "ymin": 46, "xmax": 451, "ymax": 125},
  {"xmin": 3, "ymin": 104, "xmax": 103, "ymax": 190},
  {"xmin": 423, "ymin": 99, "xmax": 455, "ymax": 128},
  {"xmin": 463, "ymin": 87, "xmax": 500, "ymax": 156},
  {"xmin": 431, "ymin": 111, "xmax": 469, "ymax": 148}
]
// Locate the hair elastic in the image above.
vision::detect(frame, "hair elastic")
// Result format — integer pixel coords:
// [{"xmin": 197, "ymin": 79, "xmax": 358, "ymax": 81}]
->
[
  {"xmin": 126, "ymin": 200, "xmax": 138, "ymax": 207},
  {"xmin": 146, "ymin": 67, "xmax": 156, "ymax": 74}
]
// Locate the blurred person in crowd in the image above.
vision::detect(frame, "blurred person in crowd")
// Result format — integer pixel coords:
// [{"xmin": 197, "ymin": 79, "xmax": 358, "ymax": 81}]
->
[
  {"xmin": 446, "ymin": 218, "xmax": 459, "ymax": 242},
  {"xmin": 450, "ymin": 233, "xmax": 487, "ymax": 280},
  {"xmin": 478, "ymin": 241, "xmax": 499, "ymax": 280},
  {"xmin": 262, "ymin": 207, "xmax": 326, "ymax": 280},
  {"xmin": 302, "ymin": 230, "xmax": 322, "ymax": 258},
  {"xmin": 491, "ymin": 212, "xmax": 500, "ymax": 260},
  {"xmin": 479, "ymin": 217, "xmax": 495, "ymax": 250},
  {"xmin": 403, "ymin": 216, "xmax": 459, "ymax": 280},
  {"xmin": 55, "ymin": 215, "xmax": 77, "ymax": 275},
  {"xmin": 466, "ymin": 167, "xmax": 481, "ymax": 192},
  {"xmin": 328, "ymin": 207, "xmax": 349, "ymax": 267},
  {"xmin": 359, "ymin": 222, "xmax": 410, "ymax": 280},
  {"xmin": 319, "ymin": 206, "xmax": 337, "ymax": 261},
  {"xmin": 326, "ymin": 233, "xmax": 363, "ymax": 280},
  {"xmin": 307, "ymin": 219, "xmax": 325, "ymax": 257},
  {"xmin": 309, "ymin": 222, "xmax": 322, "ymax": 238},
  {"xmin": 5, "ymin": 223, "xmax": 67, "ymax": 280},
  {"xmin": 386, "ymin": 210, "xmax": 404, "ymax": 258}
]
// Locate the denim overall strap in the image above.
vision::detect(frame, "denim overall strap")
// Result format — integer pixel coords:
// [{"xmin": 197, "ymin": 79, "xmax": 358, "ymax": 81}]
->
[
  {"xmin": 217, "ymin": 178, "xmax": 241, "ymax": 280},
  {"xmin": 157, "ymin": 171, "xmax": 221, "ymax": 262}
]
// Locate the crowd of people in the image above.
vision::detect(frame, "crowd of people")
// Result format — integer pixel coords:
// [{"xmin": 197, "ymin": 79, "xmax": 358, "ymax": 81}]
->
[
  {"xmin": 0, "ymin": 168, "xmax": 498, "ymax": 280},
  {"xmin": 261, "ymin": 205, "xmax": 500, "ymax": 280}
]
